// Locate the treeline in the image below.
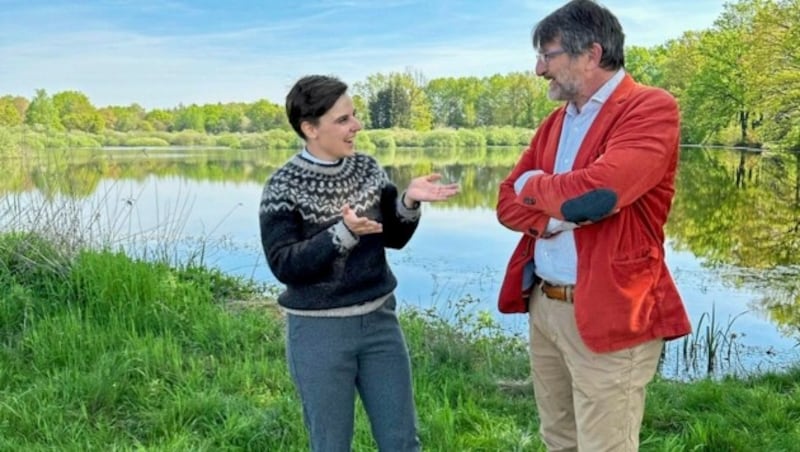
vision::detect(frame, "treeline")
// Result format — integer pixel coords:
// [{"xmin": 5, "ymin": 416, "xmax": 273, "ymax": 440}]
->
[
  {"xmin": 0, "ymin": 71, "xmax": 557, "ymax": 137},
  {"xmin": 0, "ymin": 0, "xmax": 797, "ymax": 150},
  {"xmin": 0, "ymin": 91, "xmax": 290, "ymax": 135}
]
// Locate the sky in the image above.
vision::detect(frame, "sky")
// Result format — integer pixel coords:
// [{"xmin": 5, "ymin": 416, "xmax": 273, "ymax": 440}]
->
[{"xmin": 0, "ymin": 0, "xmax": 727, "ymax": 109}]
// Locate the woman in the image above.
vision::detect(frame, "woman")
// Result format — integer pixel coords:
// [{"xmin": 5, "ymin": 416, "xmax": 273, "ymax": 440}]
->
[{"xmin": 259, "ymin": 74, "xmax": 459, "ymax": 452}]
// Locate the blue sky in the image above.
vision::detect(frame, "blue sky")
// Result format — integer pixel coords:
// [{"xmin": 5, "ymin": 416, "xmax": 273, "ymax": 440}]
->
[{"xmin": 0, "ymin": 0, "xmax": 726, "ymax": 109}]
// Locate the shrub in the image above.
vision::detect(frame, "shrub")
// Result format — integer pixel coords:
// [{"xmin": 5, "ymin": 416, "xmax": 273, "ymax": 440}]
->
[
  {"xmin": 264, "ymin": 129, "xmax": 300, "ymax": 149},
  {"xmin": 366, "ymin": 130, "xmax": 396, "ymax": 151},
  {"xmin": 121, "ymin": 136, "xmax": 171, "ymax": 147},
  {"xmin": 393, "ymin": 128, "xmax": 424, "ymax": 147},
  {"xmin": 355, "ymin": 133, "xmax": 375, "ymax": 152},
  {"xmin": 456, "ymin": 129, "xmax": 486, "ymax": 148},
  {"xmin": 216, "ymin": 134, "xmax": 241, "ymax": 149},
  {"xmin": 422, "ymin": 129, "xmax": 458, "ymax": 148}
]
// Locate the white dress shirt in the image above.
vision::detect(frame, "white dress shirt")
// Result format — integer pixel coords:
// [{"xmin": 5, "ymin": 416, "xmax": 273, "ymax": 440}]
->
[{"xmin": 522, "ymin": 69, "xmax": 626, "ymax": 285}]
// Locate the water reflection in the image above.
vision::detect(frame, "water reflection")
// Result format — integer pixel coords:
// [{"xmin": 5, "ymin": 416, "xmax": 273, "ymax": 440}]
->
[
  {"xmin": 1, "ymin": 146, "xmax": 798, "ymax": 378},
  {"xmin": 668, "ymin": 149, "xmax": 800, "ymax": 341}
]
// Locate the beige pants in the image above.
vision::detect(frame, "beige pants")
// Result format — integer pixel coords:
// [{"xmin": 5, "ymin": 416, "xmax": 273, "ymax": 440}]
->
[{"xmin": 528, "ymin": 284, "xmax": 663, "ymax": 452}]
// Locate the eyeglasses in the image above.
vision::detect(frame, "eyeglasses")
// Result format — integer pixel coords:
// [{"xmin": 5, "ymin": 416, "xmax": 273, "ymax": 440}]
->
[{"xmin": 536, "ymin": 49, "xmax": 567, "ymax": 63}]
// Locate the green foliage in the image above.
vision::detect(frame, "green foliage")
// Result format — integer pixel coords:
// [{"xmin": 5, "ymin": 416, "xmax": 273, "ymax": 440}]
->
[
  {"xmin": 365, "ymin": 129, "xmax": 397, "ymax": 150},
  {"xmin": 145, "ymin": 108, "xmax": 175, "ymax": 131},
  {"xmin": 173, "ymin": 104, "xmax": 206, "ymax": 132},
  {"xmin": 354, "ymin": 132, "xmax": 375, "ymax": 152},
  {"xmin": 264, "ymin": 129, "xmax": 300, "ymax": 149},
  {"xmin": 422, "ymin": 129, "xmax": 458, "ymax": 148},
  {"xmin": 626, "ymin": 45, "xmax": 669, "ymax": 87},
  {"xmin": 2, "ymin": 237, "xmax": 799, "ymax": 450},
  {"xmin": 24, "ymin": 89, "xmax": 63, "ymax": 131},
  {"xmin": 426, "ymin": 76, "xmax": 483, "ymax": 128},
  {"xmin": 0, "ymin": 233, "xmax": 71, "ymax": 298},
  {"xmin": 169, "ymin": 130, "xmax": 214, "ymax": 147},
  {"xmin": 99, "ymin": 104, "xmax": 148, "ymax": 132},
  {"xmin": 52, "ymin": 91, "xmax": 105, "ymax": 133},
  {"xmin": 0, "ymin": 127, "xmax": 23, "ymax": 156},
  {"xmin": 122, "ymin": 136, "xmax": 171, "ymax": 147},
  {"xmin": 99, "ymin": 129, "xmax": 126, "ymax": 146},
  {"xmin": 482, "ymin": 126, "xmax": 533, "ymax": 147},
  {"xmin": 392, "ymin": 128, "xmax": 424, "ymax": 147},
  {"xmin": 456, "ymin": 128, "xmax": 486, "ymax": 148},
  {"xmin": 215, "ymin": 134, "xmax": 241, "ymax": 149},
  {"xmin": 246, "ymin": 100, "xmax": 287, "ymax": 132},
  {"xmin": 66, "ymin": 134, "xmax": 100, "ymax": 149},
  {"xmin": 352, "ymin": 94, "xmax": 371, "ymax": 128},
  {"xmin": 239, "ymin": 134, "xmax": 269, "ymax": 150},
  {"xmin": 0, "ymin": 96, "xmax": 23, "ymax": 126}
]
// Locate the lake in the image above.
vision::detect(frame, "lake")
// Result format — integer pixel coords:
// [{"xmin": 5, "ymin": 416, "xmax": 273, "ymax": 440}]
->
[{"xmin": 2, "ymin": 145, "xmax": 799, "ymax": 378}]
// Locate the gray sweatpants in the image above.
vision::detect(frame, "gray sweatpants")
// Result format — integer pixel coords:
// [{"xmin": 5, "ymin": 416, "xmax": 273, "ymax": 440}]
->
[{"xmin": 286, "ymin": 295, "xmax": 421, "ymax": 452}]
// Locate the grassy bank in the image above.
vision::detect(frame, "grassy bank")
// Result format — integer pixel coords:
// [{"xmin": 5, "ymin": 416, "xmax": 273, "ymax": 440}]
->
[{"xmin": 1, "ymin": 234, "xmax": 799, "ymax": 451}]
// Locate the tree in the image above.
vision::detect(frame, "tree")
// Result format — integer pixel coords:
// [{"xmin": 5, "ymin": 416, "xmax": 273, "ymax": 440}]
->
[
  {"xmin": 370, "ymin": 82, "xmax": 411, "ymax": 129},
  {"xmin": 202, "ymin": 103, "xmax": 227, "ymax": 134},
  {"xmin": 245, "ymin": 100, "xmax": 287, "ymax": 132},
  {"xmin": 352, "ymin": 94, "xmax": 371, "ymax": 129},
  {"xmin": 426, "ymin": 77, "xmax": 484, "ymax": 128},
  {"xmin": 626, "ymin": 45, "xmax": 668, "ymax": 88},
  {"xmin": 52, "ymin": 90, "xmax": 105, "ymax": 132},
  {"xmin": 221, "ymin": 103, "xmax": 247, "ymax": 133},
  {"xmin": 24, "ymin": 89, "xmax": 63, "ymax": 130},
  {"xmin": 0, "ymin": 96, "xmax": 23, "ymax": 126},
  {"xmin": 477, "ymin": 74, "xmax": 532, "ymax": 126},
  {"xmin": 144, "ymin": 109, "xmax": 175, "ymax": 132},
  {"xmin": 674, "ymin": 0, "xmax": 764, "ymax": 145},
  {"xmin": 359, "ymin": 71, "xmax": 433, "ymax": 130},
  {"xmin": 750, "ymin": 0, "xmax": 800, "ymax": 150},
  {"xmin": 173, "ymin": 104, "xmax": 205, "ymax": 132},
  {"xmin": 99, "ymin": 104, "xmax": 147, "ymax": 132}
]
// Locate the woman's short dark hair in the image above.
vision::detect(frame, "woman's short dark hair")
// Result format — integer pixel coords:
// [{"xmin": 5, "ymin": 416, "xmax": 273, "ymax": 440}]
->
[
  {"xmin": 285, "ymin": 75, "xmax": 348, "ymax": 139},
  {"xmin": 532, "ymin": 0, "xmax": 625, "ymax": 70}
]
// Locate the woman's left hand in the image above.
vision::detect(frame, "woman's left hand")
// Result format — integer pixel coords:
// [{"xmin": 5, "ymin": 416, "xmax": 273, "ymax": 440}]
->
[{"xmin": 404, "ymin": 173, "xmax": 460, "ymax": 207}]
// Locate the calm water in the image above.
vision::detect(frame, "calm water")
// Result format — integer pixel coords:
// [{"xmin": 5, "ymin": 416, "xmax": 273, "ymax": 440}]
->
[{"xmin": 3, "ymin": 146, "xmax": 799, "ymax": 378}]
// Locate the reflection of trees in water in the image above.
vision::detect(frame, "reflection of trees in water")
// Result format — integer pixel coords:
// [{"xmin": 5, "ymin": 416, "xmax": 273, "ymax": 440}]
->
[
  {"xmin": 670, "ymin": 148, "xmax": 799, "ymax": 267},
  {"xmin": 7, "ymin": 145, "xmax": 800, "ymax": 342},
  {"xmin": 386, "ymin": 164, "xmax": 511, "ymax": 209},
  {"xmin": 669, "ymin": 148, "xmax": 800, "ymax": 343},
  {"xmin": 2, "ymin": 146, "xmax": 522, "ymax": 208},
  {"xmin": 734, "ymin": 149, "xmax": 758, "ymax": 188}
]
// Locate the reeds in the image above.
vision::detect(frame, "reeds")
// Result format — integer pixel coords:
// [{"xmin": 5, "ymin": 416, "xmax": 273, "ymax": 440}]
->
[{"xmin": 660, "ymin": 304, "xmax": 746, "ymax": 379}]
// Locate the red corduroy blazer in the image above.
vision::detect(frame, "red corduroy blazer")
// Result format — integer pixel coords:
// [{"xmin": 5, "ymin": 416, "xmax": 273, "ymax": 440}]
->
[{"xmin": 496, "ymin": 74, "xmax": 692, "ymax": 353}]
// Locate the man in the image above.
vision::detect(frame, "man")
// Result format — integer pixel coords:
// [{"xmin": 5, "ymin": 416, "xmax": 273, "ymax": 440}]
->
[{"xmin": 496, "ymin": 1, "xmax": 692, "ymax": 451}]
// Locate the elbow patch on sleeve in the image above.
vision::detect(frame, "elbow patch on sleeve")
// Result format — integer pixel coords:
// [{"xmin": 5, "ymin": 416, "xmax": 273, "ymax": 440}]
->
[{"xmin": 560, "ymin": 188, "xmax": 617, "ymax": 223}]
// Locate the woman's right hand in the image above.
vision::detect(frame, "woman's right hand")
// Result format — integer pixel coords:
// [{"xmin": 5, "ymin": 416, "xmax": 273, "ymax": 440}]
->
[{"xmin": 342, "ymin": 204, "xmax": 383, "ymax": 236}]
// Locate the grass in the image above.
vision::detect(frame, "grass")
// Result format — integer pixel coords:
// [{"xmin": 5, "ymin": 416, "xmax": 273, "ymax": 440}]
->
[{"xmin": 1, "ymin": 233, "xmax": 799, "ymax": 450}]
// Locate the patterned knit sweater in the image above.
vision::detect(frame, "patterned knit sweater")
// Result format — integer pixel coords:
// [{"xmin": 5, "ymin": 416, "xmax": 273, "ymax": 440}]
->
[{"xmin": 259, "ymin": 153, "xmax": 420, "ymax": 311}]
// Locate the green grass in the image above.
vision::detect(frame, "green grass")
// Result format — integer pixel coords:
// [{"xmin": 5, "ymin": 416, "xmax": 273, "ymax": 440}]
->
[{"xmin": 1, "ymin": 233, "xmax": 799, "ymax": 451}]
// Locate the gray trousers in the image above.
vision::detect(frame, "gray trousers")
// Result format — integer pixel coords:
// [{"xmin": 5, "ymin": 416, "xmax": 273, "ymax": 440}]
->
[{"xmin": 286, "ymin": 295, "xmax": 421, "ymax": 452}]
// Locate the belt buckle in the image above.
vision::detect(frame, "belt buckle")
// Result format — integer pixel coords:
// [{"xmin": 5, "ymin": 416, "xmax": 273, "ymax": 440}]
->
[{"xmin": 542, "ymin": 281, "xmax": 574, "ymax": 303}]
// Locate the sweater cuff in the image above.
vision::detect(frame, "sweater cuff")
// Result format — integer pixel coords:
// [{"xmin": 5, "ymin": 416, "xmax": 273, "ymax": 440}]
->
[
  {"xmin": 397, "ymin": 192, "xmax": 421, "ymax": 222},
  {"xmin": 331, "ymin": 220, "xmax": 359, "ymax": 252}
]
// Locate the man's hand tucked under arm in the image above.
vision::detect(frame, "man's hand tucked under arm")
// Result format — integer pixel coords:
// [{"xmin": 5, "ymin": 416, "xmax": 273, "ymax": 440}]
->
[{"xmin": 514, "ymin": 169, "xmax": 582, "ymax": 238}]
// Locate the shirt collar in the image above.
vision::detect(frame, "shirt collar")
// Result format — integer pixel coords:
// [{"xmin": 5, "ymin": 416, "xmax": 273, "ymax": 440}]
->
[
  {"xmin": 567, "ymin": 68, "xmax": 626, "ymax": 115},
  {"xmin": 301, "ymin": 147, "xmax": 340, "ymax": 165}
]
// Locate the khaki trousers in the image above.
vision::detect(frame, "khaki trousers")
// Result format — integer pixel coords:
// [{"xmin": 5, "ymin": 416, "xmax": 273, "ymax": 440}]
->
[{"xmin": 528, "ymin": 284, "xmax": 663, "ymax": 452}]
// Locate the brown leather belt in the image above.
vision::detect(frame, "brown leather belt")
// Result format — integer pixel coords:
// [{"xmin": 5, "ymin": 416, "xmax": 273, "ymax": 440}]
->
[{"xmin": 541, "ymin": 281, "xmax": 575, "ymax": 303}]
